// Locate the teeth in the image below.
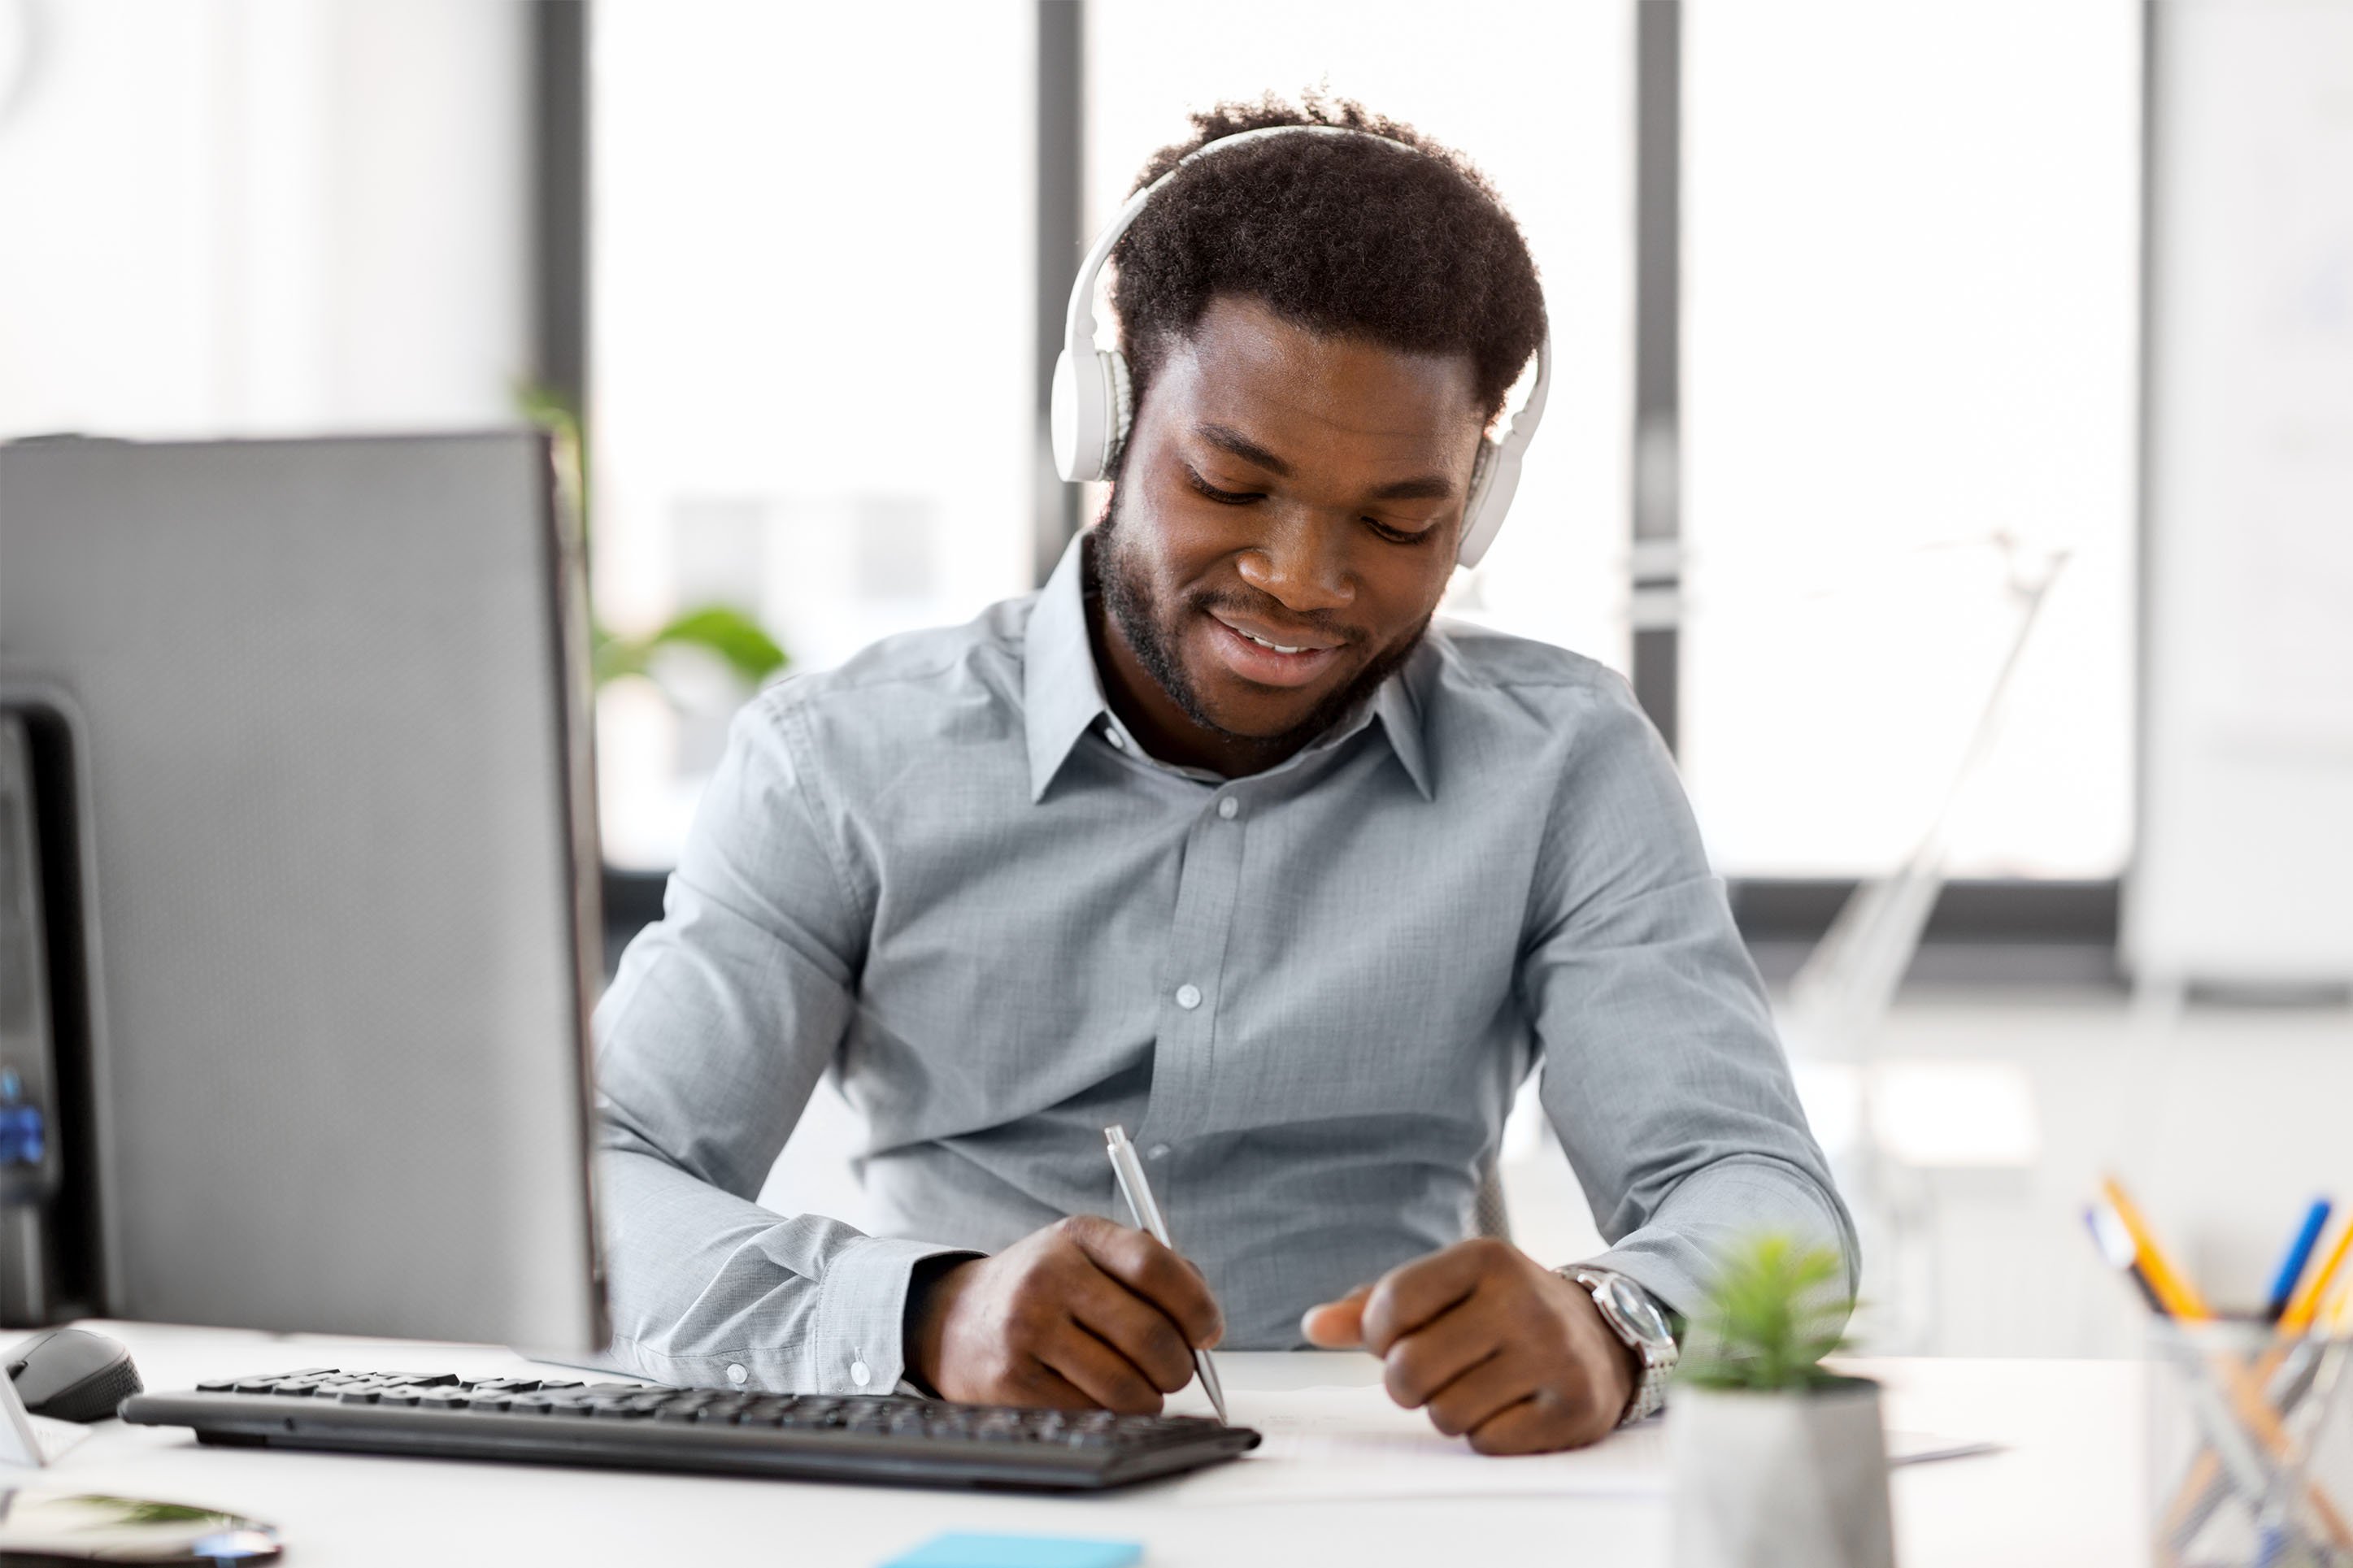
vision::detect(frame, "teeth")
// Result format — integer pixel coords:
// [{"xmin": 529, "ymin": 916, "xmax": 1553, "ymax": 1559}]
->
[{"xmin": 1244, "ymin": 631, "xmax": 1308, "ymax": 654}]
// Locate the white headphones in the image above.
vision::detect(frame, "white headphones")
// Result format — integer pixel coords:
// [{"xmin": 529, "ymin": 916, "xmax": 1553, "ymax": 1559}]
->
[{"xmin": 1050, "ymin": 124, "xmax": 1551, "ymax": 570}]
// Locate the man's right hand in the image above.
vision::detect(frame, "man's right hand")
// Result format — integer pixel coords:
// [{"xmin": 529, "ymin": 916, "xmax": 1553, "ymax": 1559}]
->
[{"xmin": 904, "ymin": 1215, "xmax": 1224, "ymax": 1412}]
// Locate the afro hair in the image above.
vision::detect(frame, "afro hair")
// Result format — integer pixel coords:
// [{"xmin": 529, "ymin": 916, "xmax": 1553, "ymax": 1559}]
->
[{"xmin": 1108, "ymin": 93, "xmax": 1546, "ymax": 428}]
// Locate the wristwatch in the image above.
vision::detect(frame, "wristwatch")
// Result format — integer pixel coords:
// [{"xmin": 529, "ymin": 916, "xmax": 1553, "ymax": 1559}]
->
[{"xmin": 1563, "ymin": 1266, "xmax": 1678, "ymax": 1427}]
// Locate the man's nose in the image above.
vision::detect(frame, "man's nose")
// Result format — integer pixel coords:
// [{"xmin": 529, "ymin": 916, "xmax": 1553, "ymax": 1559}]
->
[{"xmin": 1237, "ymin": 511, "xmax": 1356, "ymax": 614}]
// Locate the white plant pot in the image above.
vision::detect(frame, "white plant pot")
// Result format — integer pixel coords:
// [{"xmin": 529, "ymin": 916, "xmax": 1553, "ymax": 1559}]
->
[{"xmin": 1669, "ymin": 1377, "xmax": 1896, "ymax": 1568}]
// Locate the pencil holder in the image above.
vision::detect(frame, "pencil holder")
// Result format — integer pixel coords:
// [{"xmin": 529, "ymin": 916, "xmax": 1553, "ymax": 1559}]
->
[{"xmin": 2147, "ymin": 1318, "xmax": 2353, "ymax": 1567}]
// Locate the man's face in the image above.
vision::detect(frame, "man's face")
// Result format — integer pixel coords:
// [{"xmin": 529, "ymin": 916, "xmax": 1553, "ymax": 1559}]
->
[{"xmin": 1093, "ymin": 295, "xmax": 1488, "ymax": 768}]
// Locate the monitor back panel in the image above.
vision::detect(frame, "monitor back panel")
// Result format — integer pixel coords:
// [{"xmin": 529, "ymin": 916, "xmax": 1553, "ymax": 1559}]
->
[{"xmin": 0, "ymin": 433, "xmax": 604, "ymax": 1350}]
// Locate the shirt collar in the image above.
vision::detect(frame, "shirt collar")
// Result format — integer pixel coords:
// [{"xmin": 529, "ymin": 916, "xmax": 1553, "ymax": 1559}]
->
[
  {"xmin": 1021, "ymin": 532, "xmax": 1436, "ymax": 803},
  {"xmin": 1372, "ymin": 662, "xmax": 1436, "ymax": 801},
  {"xmin": 1023, "ymin": 534, "xmax": 1112, "ymax": 801}
]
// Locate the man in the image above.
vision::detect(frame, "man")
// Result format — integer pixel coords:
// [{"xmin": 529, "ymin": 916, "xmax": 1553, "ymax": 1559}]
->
[{"xmin": 595, "ymin": 98, "xmax": 1853, "ymax": 1456}]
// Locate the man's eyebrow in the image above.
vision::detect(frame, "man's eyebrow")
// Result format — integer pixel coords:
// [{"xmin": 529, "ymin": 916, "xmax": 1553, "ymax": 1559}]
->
[
  {"xmin": 1194, "ymin": 423, "xmax": 1293, "ymax": 477},
  {"xmin": 1368, "ymin": 473, "xmax": 1457, "ymax": 502},
  {"xmin": 1195, "ymin": 423, "xmax": 1458, "ymax": 502}
]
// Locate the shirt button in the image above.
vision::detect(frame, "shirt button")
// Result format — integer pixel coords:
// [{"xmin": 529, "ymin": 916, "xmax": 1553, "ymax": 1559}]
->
[
  {"xmin": 850, "ymin": 1360, "xmax": 872, "ymax": 1388},
  {"xmin": 725, "ymin": 1364, "xmax": 748, "ymax": 1386},
  {"xmin": 1174, "ymin": 984, "xmax": 1202, "ymax": 1010},
  {"xmin": 1148, "ymin": 1144, "xmax": 1172, "ymax": 1161},
  {"xmin": 1106, "ymin": 729, "xmax": 1128, "ymax": 751},
  {"xmin": 1216, "ymin": 797, "xmax": 1239, "ymax": 820}
]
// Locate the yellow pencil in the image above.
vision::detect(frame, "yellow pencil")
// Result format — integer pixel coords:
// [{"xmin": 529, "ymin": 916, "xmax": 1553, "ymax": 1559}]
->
[{"xmin": 2100, "ymin": 1175, "xmax": 2212, "ymax": 1321}]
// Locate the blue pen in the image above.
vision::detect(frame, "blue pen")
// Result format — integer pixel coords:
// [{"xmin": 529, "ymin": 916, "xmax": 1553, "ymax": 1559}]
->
[{"xmin": 2266, "ymin": 1197, "xmax": 2333, "ymax": 1323}]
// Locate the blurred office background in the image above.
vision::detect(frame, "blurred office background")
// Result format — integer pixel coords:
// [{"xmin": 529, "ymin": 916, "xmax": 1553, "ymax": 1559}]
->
[{"xmin": 2, "ymin": 0, "xmax": 2346, "ymax": 1360}]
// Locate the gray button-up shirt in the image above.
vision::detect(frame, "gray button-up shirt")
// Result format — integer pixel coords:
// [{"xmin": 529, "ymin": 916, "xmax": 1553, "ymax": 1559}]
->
[{"xmin": 594, "ymin": 536, "xmax": 1853, "ymax": 1396}]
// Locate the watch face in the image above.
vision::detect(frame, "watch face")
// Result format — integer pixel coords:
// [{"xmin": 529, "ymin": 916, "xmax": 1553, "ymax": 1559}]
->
[{"xmin": 1602, "ymin": 1275, "xmax": 1672, "ymax": 1346}]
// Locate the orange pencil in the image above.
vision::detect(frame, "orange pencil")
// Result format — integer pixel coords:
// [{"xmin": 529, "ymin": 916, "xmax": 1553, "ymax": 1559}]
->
[
  {"xmin": 2279, "ymin": 1218, "xmax": 2353, "ymax": 1332},
  {"xmin": 2100, "ymin": 1175, "xmax": 2212, "ymax": 1320}
]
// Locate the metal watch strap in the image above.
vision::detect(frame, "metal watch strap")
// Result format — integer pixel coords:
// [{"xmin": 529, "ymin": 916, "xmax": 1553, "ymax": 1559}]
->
[{"xmin": 1562, "ymin": 1266, "xmax": 1677, "ymax": 1427}]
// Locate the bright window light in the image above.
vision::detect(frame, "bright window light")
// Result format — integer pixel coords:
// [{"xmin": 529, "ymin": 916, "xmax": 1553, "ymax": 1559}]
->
[
  {"xmin": 591, "ymin": 2, "xmax": 1032, "ymax": 867},
  {"xmin": 1681, "ymin": 0, "xmax": 2142, "ymax": 879}
]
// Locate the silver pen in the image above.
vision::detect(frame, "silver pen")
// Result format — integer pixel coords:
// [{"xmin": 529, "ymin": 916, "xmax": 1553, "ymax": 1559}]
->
[{"xmin": 1103, "ymin": 1125, "xmax": 1229, "ymax": 1425}]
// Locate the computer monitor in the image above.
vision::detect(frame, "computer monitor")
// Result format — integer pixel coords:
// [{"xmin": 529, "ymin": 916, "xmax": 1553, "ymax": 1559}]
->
[{"xmin": 0, "ymin": 432, "xmax": 605, "ymax": 1352}]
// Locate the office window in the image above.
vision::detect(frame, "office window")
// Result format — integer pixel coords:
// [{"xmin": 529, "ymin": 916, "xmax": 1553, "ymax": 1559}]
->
[
  {"xmin": 590, "ymin": 2, "xmax": 1033, "ymax": 867},
  {"xmin": 0, "ymin": 2, "xmax": 527, "ymax": 443},
  {"xmin": 1086, "ymin": 0, "xmax": 1635, "ymax": 675},
  {"xmin": 1679, "ymin": 1, "xmax": 2141, "ymax": 879}
]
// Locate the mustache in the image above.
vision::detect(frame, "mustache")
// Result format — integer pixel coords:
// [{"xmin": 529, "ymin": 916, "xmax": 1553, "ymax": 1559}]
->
[{"xmin": 1187, "ymin": 589, "xmax": 1368, "ymax": 648}]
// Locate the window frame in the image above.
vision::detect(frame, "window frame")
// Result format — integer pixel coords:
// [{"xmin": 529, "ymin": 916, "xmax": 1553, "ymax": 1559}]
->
[{"xmin": 572, "ymin": 0, "xmax": 2131, "ymax": 985}]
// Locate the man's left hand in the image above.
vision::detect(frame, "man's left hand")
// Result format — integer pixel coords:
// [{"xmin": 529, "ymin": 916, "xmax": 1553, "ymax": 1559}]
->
[{"xmin": 1300, "ymin": 1238, "xmax": 1640, "ymax": 1454}]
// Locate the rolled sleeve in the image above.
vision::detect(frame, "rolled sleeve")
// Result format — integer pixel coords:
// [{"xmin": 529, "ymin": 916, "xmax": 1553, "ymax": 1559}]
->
[
  {"xmin": 1572, "ymin": 1153, "xmax": 1854, "ymax": 1321},
  {"xmin": 596, "ymin": 691, "xmax": 978, "ymax": 1393},
  {"xmin": 1525, "ymin": 681, "xmax": 1857, "ymax": 1323}
]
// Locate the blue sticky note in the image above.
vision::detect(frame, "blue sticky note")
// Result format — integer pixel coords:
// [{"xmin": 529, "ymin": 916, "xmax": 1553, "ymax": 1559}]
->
[{"xmin": 881, "ymin": 1533, "xmax": 1143, "ymax": 1568}]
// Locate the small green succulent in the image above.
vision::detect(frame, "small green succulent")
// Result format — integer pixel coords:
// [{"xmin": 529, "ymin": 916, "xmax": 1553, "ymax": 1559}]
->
[{"xmin": 1678, "ymin": 1232, "xmax": 1855, "ymax": 1393}]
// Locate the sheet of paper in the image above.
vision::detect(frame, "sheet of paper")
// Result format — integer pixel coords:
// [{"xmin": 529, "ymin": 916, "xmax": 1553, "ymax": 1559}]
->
[{"xmin": 1163, "ymin": 1383, "xmax": 1995, "ymax": 1505}]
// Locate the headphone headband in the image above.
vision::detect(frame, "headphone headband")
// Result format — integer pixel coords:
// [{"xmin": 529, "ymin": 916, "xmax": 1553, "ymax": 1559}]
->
[{"xmin": 1050, "ymin": 123, "xmax": 1548, "ymax": 569}]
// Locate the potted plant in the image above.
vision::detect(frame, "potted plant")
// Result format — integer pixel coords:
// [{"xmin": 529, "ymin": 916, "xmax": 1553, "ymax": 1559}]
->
[
  {"xmin": 1669, "ymin": 1234, "xmax": 1893, "ymax": 1568},
  {"xmin": 516, "ymin": 384, "xmax": 789, "ymax": 696}
]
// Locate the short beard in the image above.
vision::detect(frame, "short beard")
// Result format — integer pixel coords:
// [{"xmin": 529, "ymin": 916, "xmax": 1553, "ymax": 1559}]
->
[{"xmin": 1088, "ymin": 490, "xmax": 1432, "ymax": 769}]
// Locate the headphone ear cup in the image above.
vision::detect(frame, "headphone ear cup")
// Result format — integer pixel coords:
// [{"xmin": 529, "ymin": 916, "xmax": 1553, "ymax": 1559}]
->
[
  {"xmin": 1050, "ymin": 348, "xmax": 1089, "ymax": 481},
  {"xmin": 1050, "ymin": 348, "xmax": 1134, "ymax": 483},
  {"xmin": 1105, "ymin": 351, "xmax": 1134, "ymax": 474},
  {"xmin": 1457, "ymin": 437, "xmax": 1519, "ymax": 569}
]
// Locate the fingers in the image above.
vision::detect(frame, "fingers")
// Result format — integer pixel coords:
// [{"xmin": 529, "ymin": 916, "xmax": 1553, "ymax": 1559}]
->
[
  {"xmin": 1301, "ymin": 1284, "xmax": 1372, "ymax": 1349},
  {"xmin": 1038, "ymin": 1329, "xmax": 1168, "ymax": 1416},
  {"xmin": 1381, "ymin": 1310, "xmax": 1498, "ymax": 1410},
  {"xmin": 1419, "ymin": 1350, "xmax": 1532, "ymax": 1437},
  {"xmin": 1359, "ymin": 1239, "xmax": 1508, "ymax": 1355},
  {"xmin": 1069, "ymin": 1273, "xmax": 1199, "ymax": 1393},
  {"xmin": 1005, "ymin": 1357, "xmax": 1107, "ymax": 1413},
  {"xmin": 1466, "ymin": 1390, "xmax": 1580, "ymax": 1456},
  {"xmin": 1063, "ymin": 1215, "xmax": 1224, "ymax": 1349}
]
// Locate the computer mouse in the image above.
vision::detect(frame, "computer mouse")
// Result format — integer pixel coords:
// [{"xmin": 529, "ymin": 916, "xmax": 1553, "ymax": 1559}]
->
[{"xmin": 5, "ymin": 1327, "xmax": 144, "ymax": 1422}]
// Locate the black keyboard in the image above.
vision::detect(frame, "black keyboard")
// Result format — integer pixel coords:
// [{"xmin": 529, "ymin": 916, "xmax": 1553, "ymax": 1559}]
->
[{"xmin": 120, "ymin": 1369, "xmax": 1260, "ymax": 1492}]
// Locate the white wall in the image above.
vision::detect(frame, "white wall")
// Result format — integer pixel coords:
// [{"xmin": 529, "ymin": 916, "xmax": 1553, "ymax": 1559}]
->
[{"xmin": 0, "ymin": 0, "xmax": 530, "ymax": 442}]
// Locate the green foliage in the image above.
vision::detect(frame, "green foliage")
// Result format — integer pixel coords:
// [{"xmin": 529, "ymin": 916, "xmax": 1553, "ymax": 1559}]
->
[
  {"xmin": 515, "ymin": 381, "xmax": 790, "ymax": 694},
  {"xmin": 1678, "ymin": 1232, "xmax": 1854, "ymax": 1393},
  {"xmin": 67, "ymin": 1496, "xmax": 229, "ymax": 1523},
  {"xmin": 515, "ymin": 382, "xmax": 589, "ymax": 545},
  {"xmin": 594, "ymin": 606, "xmax": 789, "ymax": 688}
]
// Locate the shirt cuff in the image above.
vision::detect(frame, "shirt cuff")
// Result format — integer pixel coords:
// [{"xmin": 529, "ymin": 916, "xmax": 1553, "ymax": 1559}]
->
[
  {"xmin": 810, "ymin": 1236, "xmax": 981, "ymax": 1395},
  {"xmin": 1570, "ymin": 1246, "xmax": 1702, "ymax": 1327}
]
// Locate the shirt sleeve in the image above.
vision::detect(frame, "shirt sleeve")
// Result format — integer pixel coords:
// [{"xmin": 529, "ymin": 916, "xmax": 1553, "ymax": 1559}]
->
[
  {"xmin": 593, "ymin": 691, "xmax": 973, "ymax": 1395},
  {"xmin": 1522, "ymin": 677, "xmax": 1857, "ymax": 1322}
]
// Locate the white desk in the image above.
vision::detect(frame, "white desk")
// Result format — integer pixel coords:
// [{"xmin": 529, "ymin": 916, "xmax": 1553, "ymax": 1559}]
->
[{"xmin": 7, "ymin": 1323, "xmax": 2142, "ymax": 1566}]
